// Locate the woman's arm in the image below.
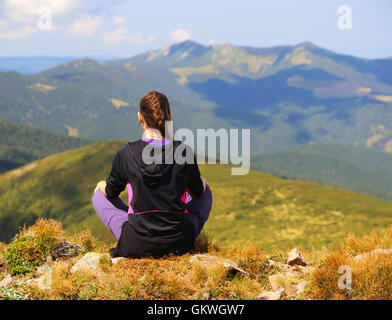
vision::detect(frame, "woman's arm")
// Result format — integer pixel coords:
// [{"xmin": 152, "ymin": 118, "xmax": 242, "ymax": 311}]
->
[
  {"xmin": 95, "ymin": 180, "xmax": 107, "ymax": 196},
  {"xmin": 96, "ymin": 150, "xmax": 127, "ymax": 198},
  {"xmin": 186, "ymin": 155, "xmax": 208, "ymax": 198},
  {"xmin": 200, "ymin": 176, "xmax": 209, "ymax": 191}
]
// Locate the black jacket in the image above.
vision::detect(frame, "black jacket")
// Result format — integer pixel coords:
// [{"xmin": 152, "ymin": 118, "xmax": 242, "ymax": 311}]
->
[{"xmin": 105, "ymin": 139, "xmax": 204, "ymax": 258}]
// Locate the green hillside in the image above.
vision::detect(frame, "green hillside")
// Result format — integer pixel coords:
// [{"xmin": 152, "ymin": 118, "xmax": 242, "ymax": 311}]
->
[
  {"xmin": 1, "ymin": 140, "xmax": 392, "ymax": 250},
  {"xmin": 0, "ymin": 119, "xmax": 91, "ymax": 173},
  {"xmin": 252, "ymin": 142, "xmax": 392, "ymax": 202}
]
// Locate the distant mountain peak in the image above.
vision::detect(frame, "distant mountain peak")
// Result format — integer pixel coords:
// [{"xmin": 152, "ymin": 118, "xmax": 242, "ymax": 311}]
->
[
  {"xmin": 293, "ymin": 41, "xmax": 335, "ymax": 56},
  {"xmin": 168, "ymin": 40, "xmax": 209, "ymax": 55},
  {"xmin": 144, "ymin": 40, "xmax": 209, "ymax": 62},
  {"xmin": 170, "ymin": 40, "xmax": 205, "ymax": 48},
  {"xmin": 295, "ymin": 41, "xmax": 317, "ymax": 49}
]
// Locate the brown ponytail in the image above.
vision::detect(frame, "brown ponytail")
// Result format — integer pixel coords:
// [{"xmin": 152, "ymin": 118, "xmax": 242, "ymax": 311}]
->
[{"xmin": 139, "ymin": 90, "xmax": 171, "ymax": 138}]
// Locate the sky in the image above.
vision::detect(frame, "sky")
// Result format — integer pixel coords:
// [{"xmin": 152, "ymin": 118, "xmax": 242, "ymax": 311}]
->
[{"xmin": 0, "ymin": 0, "xmax": 391, "ymax": 59}]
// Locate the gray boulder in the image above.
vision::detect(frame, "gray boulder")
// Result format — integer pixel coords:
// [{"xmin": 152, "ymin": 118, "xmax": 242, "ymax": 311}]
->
[
  {"xmin": 50, "ymin": 240, "xmax": 84, "ymax": 260},
  {"xmin": 287, "ymin": 248, "xmax": 307, "ymax": 266},
  {"xmin": 70, "ymin": 252, "xmax": 111, "ymax": 274}
]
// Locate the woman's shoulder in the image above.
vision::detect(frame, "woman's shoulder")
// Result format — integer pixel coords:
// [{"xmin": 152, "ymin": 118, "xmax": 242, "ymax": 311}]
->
[
  {"xmin": 121, "ymin": 140, "xmax": 144, "ymax": 151},
  {"xmin": 114, "ymin": 140, "xmax": 144, "ymax": 160}
]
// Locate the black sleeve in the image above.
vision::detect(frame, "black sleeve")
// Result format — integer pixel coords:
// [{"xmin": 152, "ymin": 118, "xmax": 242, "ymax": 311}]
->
[
  {"xmin": 186, "ymin": 155, "xmax": 204, "ymax": 198},
  {"xmin": 105, "ymin": 149, "xmax": 127, "ymax": 199}
]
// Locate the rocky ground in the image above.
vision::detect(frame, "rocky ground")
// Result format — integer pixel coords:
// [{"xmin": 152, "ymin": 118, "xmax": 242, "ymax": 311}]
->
[{"xmin": 1, "ymin": 219, "xmax": 392, "ymax": 300}]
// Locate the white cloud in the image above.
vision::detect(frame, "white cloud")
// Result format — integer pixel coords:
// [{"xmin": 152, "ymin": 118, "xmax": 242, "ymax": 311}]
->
[
  {"xmin": 113, "ymin": 16, "xmax": 125, "ymax": 24},
  {"xmin": 146, "ymin": 35, "xmax": 155, "ymax": 44},
  {"xmin": 171, "ymin": 28, "xmax": 192, "ymax": 42},
  {"xmin": 104, "ymin": 26, "xmax": 129, "ymax": 44},
  {"xmin": 67, "ymin": 14, "xmax": 101, "ymax": 36},
  {"xmin": 104, "ymin": 27, "xmax": 155, "ymax": 46},
  {"xmin": 0, "ymin": 0, "xmax": 129, "ymax": 41},
  {"xmin": 0, "ymin": 25, "xmax": 38, "ymax": 39},
  {"xmin": 2, "ymin": 0, "xmax": 77, "ymax": 22},
  {"xmin": 129, "ymin": 33, "xmax": 155, "ymax": 45},
  {"xmin": 1, "ymin": 0, "xmax": 125, "ymax": 22},
  {"xmin": 0, "ymin": 19, "xmax": 8, "ymax": 28}
]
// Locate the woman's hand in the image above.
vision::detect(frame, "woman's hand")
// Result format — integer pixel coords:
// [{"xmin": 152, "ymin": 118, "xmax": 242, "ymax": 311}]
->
[
  {"xmin": 95, "ymin": 180, "xmax": 107, "ymax": 196},
  {"xmin": 201, "ymin": 176, "xmax": 209, "ymax": 192}
]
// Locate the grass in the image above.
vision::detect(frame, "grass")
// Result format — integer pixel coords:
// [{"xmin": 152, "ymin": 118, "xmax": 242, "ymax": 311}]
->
[
  {"xmin": 1, "ymin": 220, "xmax": 268, "ymax": 300},
  {"xmin": 201, "ymin": 163, "xmax": 392, "ymax": 250},
  {"xmin": 309, "ymin": 227, "xmax": 392, "ymax": 299},
  {"xmin": 1, "ymin": 140, "xmax": 392, "ymax": 252},
  {"xmin": 2, "ymin": 219, "xmax": 392, "ymax": 300}
]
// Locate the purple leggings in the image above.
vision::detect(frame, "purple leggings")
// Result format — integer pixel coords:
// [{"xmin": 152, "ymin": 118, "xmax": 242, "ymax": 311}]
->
[{"xmin": 92, "ymin": 186, "xmax": 212, "ymax": 240}]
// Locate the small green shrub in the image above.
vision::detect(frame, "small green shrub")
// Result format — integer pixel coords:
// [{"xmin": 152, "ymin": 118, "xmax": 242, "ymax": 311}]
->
[
  {"xmin": 4, "ymin": 219, "xmax": 62, "ymax": 275},
  {"xmin": 5, "ymin": 235, "xmax": 50, "ymax": 275}
]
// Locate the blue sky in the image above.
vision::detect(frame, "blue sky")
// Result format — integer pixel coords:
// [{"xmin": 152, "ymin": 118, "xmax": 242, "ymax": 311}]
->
[{"xmin": 0, "ymin": 0, "xmax": 391, "ymax": 59}]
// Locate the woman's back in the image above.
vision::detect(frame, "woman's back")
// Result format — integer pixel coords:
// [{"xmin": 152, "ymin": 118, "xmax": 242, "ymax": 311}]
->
[
  {"xmin": 92, "ymin": 90, "xmax": 212, "ymax": 258},
  {"xmin": 105, "ymin": 139, "xmax": 205, "ymax": 258}
]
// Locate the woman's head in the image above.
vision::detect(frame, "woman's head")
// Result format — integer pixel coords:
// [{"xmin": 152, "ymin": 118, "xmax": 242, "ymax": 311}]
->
[{"xmin": 138, "ymin": 90, "xmax": 172, "ymax": 137}]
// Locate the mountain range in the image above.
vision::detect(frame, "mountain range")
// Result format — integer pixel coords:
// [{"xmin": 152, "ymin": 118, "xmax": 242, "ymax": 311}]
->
[
  {"xmin": 0, "ymin": 40, "xmax": 392, "ymax": 202},
  {"xmin": 1, "ymin": 40, "xmax": 392, "ymax": 152}
]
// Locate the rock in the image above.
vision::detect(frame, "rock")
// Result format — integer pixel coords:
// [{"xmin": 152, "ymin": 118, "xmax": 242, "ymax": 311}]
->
[
  {"xmin": 190, "ymin": 254, "xmax": 249, "ymax": 279},
  {"xmin": 51, "ymin": 240, "xmax": 84, "ymax": 260},
  {"xmin": 268, "ymin": 274, "xmax": 284, "ymax": 291},
  {"xmin": 111, "ymin": 257, "xmax": 126, "ymax": 265},
  {"xmin": 296, "ymin": 280, "xmax": 308, "ymax": 294},
  {"xmin": 287, "ymin": 248, "xmax": 307, "ymax": 266},
  {"xmin": 0, "ymin": 274, "xmax": 13, "ymax": 288},
  {"xmin": 354, "ymin": 249, "xmax": 392, "ymax": 262},
  {"xmin": 256, "ymin": 288, "xmax": 284, "ymax": 300},
  {"xmin": 70, "ymin": 252, "xmax": 110, "ymax": 274}
]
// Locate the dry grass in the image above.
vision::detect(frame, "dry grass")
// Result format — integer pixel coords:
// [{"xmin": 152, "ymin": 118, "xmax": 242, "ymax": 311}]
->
[
  {"xmin": 69, "ymin": 227, "xmax": 98, "ymax": 253},
  {"xmin": 24, "ymin": 250, "xmax": 265, "ymax": 300},
  {"xmin": 308, "ymin": 227, "xmax": 392, "ymax": 300},
  {"xmin": 23, "ymin": 218, "xmax": 63, "ymax": 241},
  {"xmin": 1, "ymin": 220, "xmax": 268, "ymax": 300},
  {"xmin": 4, "ymin": 219, "xmax": 392, "ymax": 300},
  {"xmin": 193, "ymin": 231, "xmax": 219, "ymax": 253}
]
